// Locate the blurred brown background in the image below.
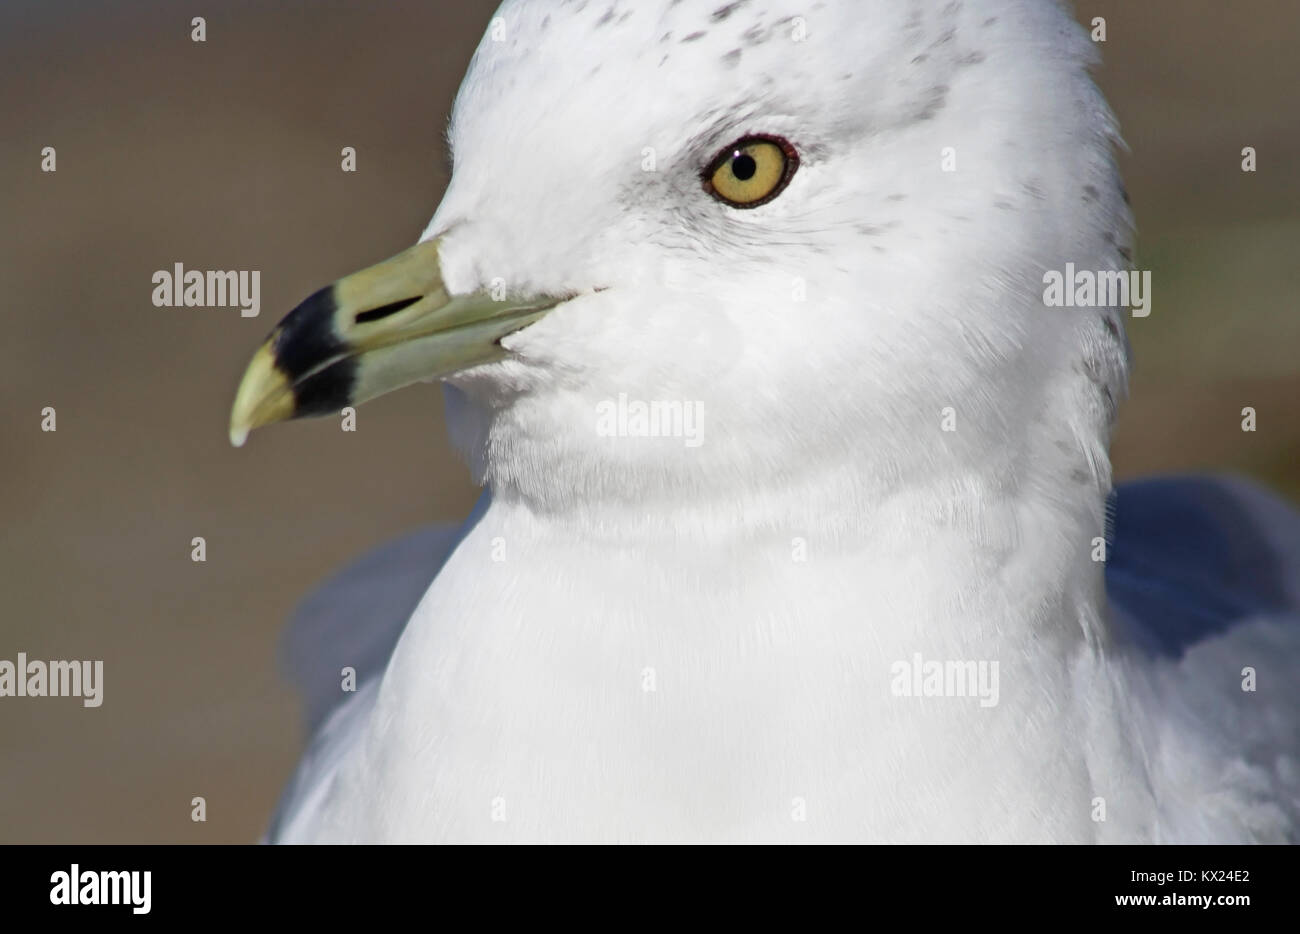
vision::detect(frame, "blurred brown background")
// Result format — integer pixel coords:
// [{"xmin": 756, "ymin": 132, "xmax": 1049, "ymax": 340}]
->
[{"xmin": 1, "ymin": 0, "xmax": 1296, "ymax": 842}]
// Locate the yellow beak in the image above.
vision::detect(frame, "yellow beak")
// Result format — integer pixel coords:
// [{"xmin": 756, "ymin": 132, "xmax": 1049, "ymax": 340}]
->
[{"xmin": 228, "ymin": 237, "xmax": 564, "ymax": 447}]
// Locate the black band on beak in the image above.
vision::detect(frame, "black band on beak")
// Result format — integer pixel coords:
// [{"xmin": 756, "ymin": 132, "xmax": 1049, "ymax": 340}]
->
[{"xmin": 269, "ymin": 286, "xmax": 357, "ymax": 418}]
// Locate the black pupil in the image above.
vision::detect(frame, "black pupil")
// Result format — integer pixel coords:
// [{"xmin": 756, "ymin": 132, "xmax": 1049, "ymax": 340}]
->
[{"xmin": 731, "ymin": 152, "xmax": 757, "ymax": 181}]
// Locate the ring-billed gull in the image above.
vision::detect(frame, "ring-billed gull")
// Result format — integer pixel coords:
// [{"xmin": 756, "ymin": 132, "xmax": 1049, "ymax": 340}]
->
[{"xmin": 230, "ymin": 0, "xmax": 1300, "ymax": 842}]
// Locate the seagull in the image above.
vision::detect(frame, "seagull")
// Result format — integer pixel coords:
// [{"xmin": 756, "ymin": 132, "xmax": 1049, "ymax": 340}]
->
[{"xmin": 229, "ymin": 0, "xmax": 1300, "ymax": 842}]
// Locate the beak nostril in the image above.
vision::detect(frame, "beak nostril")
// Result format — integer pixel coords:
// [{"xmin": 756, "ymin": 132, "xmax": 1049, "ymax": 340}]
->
[{"xmin": 356, "ymin": 296, "xmax": 421, "ymax": 324}]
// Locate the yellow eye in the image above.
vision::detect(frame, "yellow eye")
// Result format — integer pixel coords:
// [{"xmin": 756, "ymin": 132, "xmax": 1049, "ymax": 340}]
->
[{"xmin": 703, "ymin": 135, "xmax": 798, "ymax": 208}]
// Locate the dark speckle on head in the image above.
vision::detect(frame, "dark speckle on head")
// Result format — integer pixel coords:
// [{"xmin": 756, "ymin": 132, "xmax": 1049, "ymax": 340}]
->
[
  {"xmin": 595, "ymin": 7, "xmax": 614, "ymax": 26},
  {"xmin": 681, "ymin": 30, "xmax": 707, "ymax": 42},
  {"xmin": 1082, "ymin": 184, "xmax": 1100, "ymax": 202},
  {"xmin": 857, "ymin": 221, "xmax": 902, "ymax": 237},
  {"xmin": 958, "ymin": 51, "xmax": 986, "ymax": 66},
  {"xmin": 916, "ymin": 84, "xmax": 949, "ymax": 120},
  {"xmin": 904, "ymin": 7, "xmax": 923, "ymax": 34},
  {"xmin": 721, "ymin": 48, "xmax": 742, "ymax": 68},
  {"xmin": 711, "ymin": 0, "xmax": 750, "ymax": 22}
]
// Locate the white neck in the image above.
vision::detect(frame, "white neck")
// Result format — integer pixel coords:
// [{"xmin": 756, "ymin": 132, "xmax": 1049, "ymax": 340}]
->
[{"xmin": 314, "ymin": 377, "xmax": 1153, "ymax": 842}]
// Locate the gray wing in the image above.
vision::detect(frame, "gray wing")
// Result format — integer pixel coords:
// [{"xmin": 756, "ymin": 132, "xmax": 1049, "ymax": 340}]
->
[
  {"xmin": 1106, "ymin": 474, "xmax": 1300, "ymax": 658},
  {"xmin": 1106, "ymin": 474, "xmax": 1300, "ymax": 841},
  {"xmin": 281, "ymin": 523, "xmax": 466, "ymax": 735},
  {"xmin": 266, "ymin": 495, "xmax": 487, "ymax": 842}
]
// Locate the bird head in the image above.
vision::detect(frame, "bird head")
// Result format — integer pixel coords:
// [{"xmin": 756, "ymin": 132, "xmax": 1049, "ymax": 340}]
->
[{"xmin": 231, "ymin": 0, "xmax": 1131, "ymax": 513}]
